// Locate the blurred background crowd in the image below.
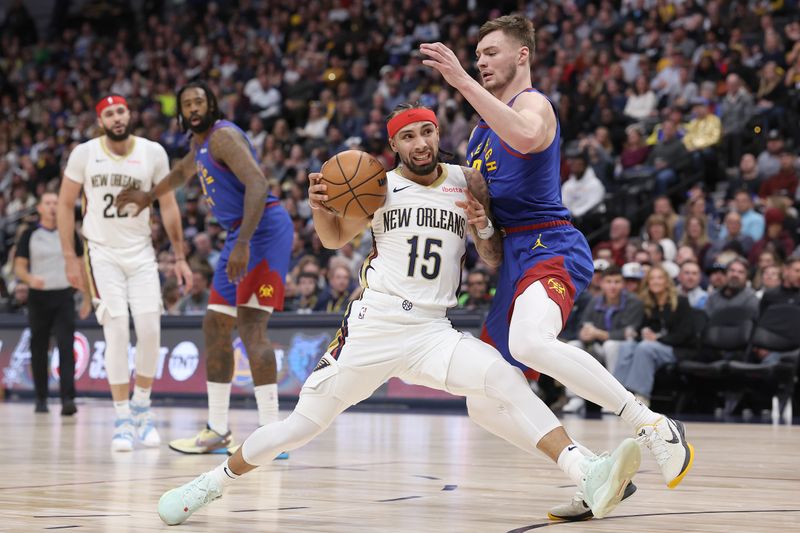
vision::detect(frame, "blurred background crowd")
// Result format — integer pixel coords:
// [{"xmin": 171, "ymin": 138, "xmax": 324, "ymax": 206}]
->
[{"xmin": 0, "ymin": 0, "xmax": 798, "ymax": 357}]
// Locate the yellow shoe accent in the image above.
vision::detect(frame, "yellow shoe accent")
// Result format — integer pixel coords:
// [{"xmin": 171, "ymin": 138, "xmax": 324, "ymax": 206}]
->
[{"xmin": 667, "ymin": 442, "xmax": 695, "ymax": 489}]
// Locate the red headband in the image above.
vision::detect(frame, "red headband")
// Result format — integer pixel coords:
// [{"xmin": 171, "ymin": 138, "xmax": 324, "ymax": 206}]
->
[
  {"xmin": 95, "ymin": 95, "xmax": 128, "ymax": 116},
  {"xmin": 387, "ymin": 108, "xmax": 438, "ymax": 139}
]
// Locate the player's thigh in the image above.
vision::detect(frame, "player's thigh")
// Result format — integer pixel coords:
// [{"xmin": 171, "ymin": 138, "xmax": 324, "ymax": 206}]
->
[
  {"xmin": 126, "ymin": 246, "xmax": 162, "ymax": 316},
  {"xmin": 397, "ymin": 321, "xmax": 477, "ymax": 394},
  {"xmin": 443, "ymin": 336, "xmax": 505, "ymax": 397},
  {"xmin": 86, "ymin": 245, "xmax": 129, "ymax": 321}
]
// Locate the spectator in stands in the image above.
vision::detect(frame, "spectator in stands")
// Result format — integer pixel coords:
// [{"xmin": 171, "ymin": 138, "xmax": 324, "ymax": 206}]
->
[
  {"xmin": 285, "ymin": 272, "xmax": 320, "ymax": 314},
  {"xmin": 178, "ymin": 270, "xmax": 211, "ymax": 316},
  {"xmin": 613, "ymin": 265, "xmax": 696, "ymax": 407},
  {"xmin": 705, "ymin": 258, "xmax": 759, "ymax": 318},
  {"xmin": 706, "ymin": 262, "xmax": 728, "ymax": 294},
  {"xmin": 620, "ymin": 125, "xmax": 651, "ymax": 171},
  {"xmin": 624, "ymin": 75, "xmax": 658, "ymax": 122},
  {"xmin": 645, "ymin": 119, "xmax": 689, "ymax": 194},
  {"xmin": 706, "ymin": 211, "xmax": 755, "ymax": 267},
  {"xmin": 162, "ymin": 279, "xmax": 181, "ymax": 316},
  {"xmin": 757, "ymin": 130, "xmax": 785, "ymax": 179},
  {"xmin": 674, "ymin": 245, "xmax": 699, "ymax": 266},
  {"xmin": 652, "ymin": 196, "xmax": 680, "ymax": 237},
  {"xmin": 682, "ymin": 97, "xmax": 722, "ymax": 186},
  {"xmin": 562, "ymin": 266, "xmax": 644, "ymax": 413},
  {"xmin": 719, "ymin": 73, "xmax": 755, "ymax": 168},
  {"xmin": 749, "ymin": 208, "xmax": 796, "ymax": 264},
  {"xmin": 244, "ymin": 65, "xmax": 282, "ymax": 128},
  {"xmin": 458, "ymin": 269, "xmax": 493, "ymax": 313},
  {"xmin": 561, "ymin": 147, "xmax": 605, "ymax": 231},
  {"xmin": 191, "ymin": 233, "xmax": 219, "ymax": 271},
  {"xmin": 594, "ymin": 217, "xmax": 630, "ymax": 267},
  {"xmin": 677, "ymin": 261, "xmax": 708, "ymax": 310},
  {"xmin": 3, "ymin": 281, "xmax": 29, "ymax": 314},
  {"xmin": 722, "ymin": 190, "xmax": 765, "ymax": 242},
  {"xmin": 678, "ymin": 215, "xmax": 712, "ymax": 267},
  {"xmin": 758, "ymin": 149, "xmax": 798, "ymax": 200},
  {"xmin": 314, "ymin": 264, "xmax": 353, "ymax": 313},
  {"xmin": 760, "ymin": 257, "xmax": 800, "ymax": 310},
  {"xmin": 755, "ymin": 265, "xmax": 783, "ymax": 299},
  {"xmin": 726, "ymin": 154, "xmax": 763, "ymax": 200},
  {"xmin": 644, "ymin": 214, "xmax": 677, "ymax": 262},
  {"xmin": 622, "ymin": 262, "xmax": 644, "ymax": 294}
]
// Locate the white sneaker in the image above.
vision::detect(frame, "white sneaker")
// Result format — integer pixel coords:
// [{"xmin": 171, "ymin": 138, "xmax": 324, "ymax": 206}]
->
[
  {"xmin": 636, "ymin": 416, "xmax": 695, "ymax": 488},
  {"xmin": 111, "ymin": 418, "xmax": 136, "ymax": 452},
  {"xmin": 579, "ymin": 438, "xmax": 641, "ymax": 519},
  {"xmin": 548, "ymin": 482, "xmax": 637, "ymax": 521},
  {"xmin": 158, "ymin": 472, "xmax": 223, "ymax": 525},
  {"xmin": 131, "ymin": 401, "xmax": 161, "ymax": 447},
  {"xmin": 561, "ymin": 397, "xmax": 586, "ymax": 414}
]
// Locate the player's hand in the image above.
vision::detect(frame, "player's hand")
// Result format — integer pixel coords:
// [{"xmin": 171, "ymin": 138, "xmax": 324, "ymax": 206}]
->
[
  {"xmin": 174, "ymin": 258, "xmax": 194, "ymax": 291},
  {"xmin": 65, "ymin": 256, "xmax": 86, "ymax": 292},
  {"xmin": 308, "ymin": 173, "xmax": 335, "ymax": 213},
  {"xmin": 116, "ymin": 188, "xmax": 151, "ymax": 216},
  {"xmin": 227, "ymin": 240, "xmax": 249, "ymax": 284},
  {"xmin": 455, "ymin": 190, "xmax": 488, "ymax": 230},
  {"xmin": 28, "ymin": 275, "xmax": 46, "ymax": 290},
  {"xmin": 78, "ymin": 295, "xmax": 92, "ymax": 320},
  {"xmin": 419, "ymin": 42, "xmax": 472, "ymax": 89}
]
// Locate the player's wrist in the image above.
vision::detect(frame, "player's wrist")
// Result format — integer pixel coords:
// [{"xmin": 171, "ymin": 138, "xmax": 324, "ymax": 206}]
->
[{"xmin": 476, "ymin": 218, "xmax": 494, "ymax": 240}]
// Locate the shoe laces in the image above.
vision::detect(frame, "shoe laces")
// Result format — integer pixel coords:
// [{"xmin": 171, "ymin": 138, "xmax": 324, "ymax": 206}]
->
[
  {"xmin": 637, "ymin": 425, "xmax": 670, "ymax": 466},
  {"xmin": 181, "ymin": 474, "xmax": 220, "ymax": 511}
]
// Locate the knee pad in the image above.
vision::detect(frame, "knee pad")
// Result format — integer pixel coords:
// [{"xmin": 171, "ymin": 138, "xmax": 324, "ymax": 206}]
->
[
  {"xmin": 102, "ymin": 313, "xmax": 131, "ymax": 385},
  {"xmin": 132, "ymin": 312, "xmax": 161, "ymax": 379}
]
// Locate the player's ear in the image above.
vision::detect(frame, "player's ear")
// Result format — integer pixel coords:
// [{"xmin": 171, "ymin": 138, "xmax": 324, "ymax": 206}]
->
[{"xmin": 519, "ymin": 46, "xmax": 529, "ymax": 66}]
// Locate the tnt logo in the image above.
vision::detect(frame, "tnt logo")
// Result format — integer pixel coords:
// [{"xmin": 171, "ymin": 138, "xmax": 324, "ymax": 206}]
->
[{"xmin": 258, "ymin": 284, "xmax": 274, "ymax": 298}]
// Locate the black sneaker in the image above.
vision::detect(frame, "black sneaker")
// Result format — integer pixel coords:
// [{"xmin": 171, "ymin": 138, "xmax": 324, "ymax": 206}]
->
[
  {"xmin": 35, "ymin": 399, "xmax": 49, "ymax": 413},
  {"xmin": 61, "ymin": 398, "xmax": 77, "ymax": 416}
]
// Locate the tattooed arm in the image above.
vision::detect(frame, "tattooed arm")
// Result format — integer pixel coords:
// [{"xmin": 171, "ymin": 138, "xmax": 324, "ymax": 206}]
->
[
  {"xmin": 209, "ymin": 126, "xmax": 269, "ymax": 282},
  {"xmin": 459, "ymin": 166, "xmax": 503, "ymax": 268}
]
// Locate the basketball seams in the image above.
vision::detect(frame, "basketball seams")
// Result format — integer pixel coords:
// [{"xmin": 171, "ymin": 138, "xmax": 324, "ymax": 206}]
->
[
  {"xmin": 335, "ymin": 151, "xmax": 370, "ymax": 218},
  {"xmin": 320, "ymin": 150, "xmax": 387, "ymax": 219}
]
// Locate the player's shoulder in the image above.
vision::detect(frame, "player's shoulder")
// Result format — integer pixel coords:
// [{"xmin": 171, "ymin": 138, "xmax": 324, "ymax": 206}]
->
[{"xmin": 513, "ymin": 89, "xmax": 555, "ymax": 115}]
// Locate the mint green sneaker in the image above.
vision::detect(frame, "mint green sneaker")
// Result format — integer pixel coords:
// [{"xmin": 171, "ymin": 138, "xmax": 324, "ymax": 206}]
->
[
  {"xmin": 579, "ymin": 438, "xmax": 641, "ymax": 519},
  {"xmin": 158, "ymin": 473, "xmax": 222, "ymax": 525}
]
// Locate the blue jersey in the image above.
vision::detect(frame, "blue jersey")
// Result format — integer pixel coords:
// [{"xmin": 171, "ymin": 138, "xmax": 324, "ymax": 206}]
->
[
  {"xmin": 465, "ymin": 88, "xmax": 570, "ymax": 227},
  {"xmin": 194, "ymin": 120, "xmax": 278, "ymax": 231}
]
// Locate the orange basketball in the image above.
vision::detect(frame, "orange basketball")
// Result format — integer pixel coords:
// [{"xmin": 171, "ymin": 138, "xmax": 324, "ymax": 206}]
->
[{"xmin": 319, "ymin": 150, "xmax": 387, "ymax": 219}]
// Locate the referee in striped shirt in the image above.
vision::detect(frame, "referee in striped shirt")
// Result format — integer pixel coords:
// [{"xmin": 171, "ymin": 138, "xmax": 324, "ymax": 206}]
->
[{"xmin": 14, "ymin": 192, "xmax": 91, "ymax": 415}]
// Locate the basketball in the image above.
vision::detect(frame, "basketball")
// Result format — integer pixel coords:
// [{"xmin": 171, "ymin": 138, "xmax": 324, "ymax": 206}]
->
[{"xmin": 319, "ymin": 150, "xmax": 387, "ymax": 219}]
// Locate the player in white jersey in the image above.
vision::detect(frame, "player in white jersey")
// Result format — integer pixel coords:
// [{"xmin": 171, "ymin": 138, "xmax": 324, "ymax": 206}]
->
[
  {"xmin": 57, "ymin": 95, "xmax": 192, "ymax": 452},
  {"xmin": 157, "ymin": 103, "xmax": 640, "ymax": 526}
]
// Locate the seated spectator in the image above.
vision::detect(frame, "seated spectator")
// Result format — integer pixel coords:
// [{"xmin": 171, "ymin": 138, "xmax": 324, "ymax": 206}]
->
[
  {"xmin": 677, "ymin": 261, "xmax": 708, "ymax": 309},
  {"xmin": 758, "ymin": 149, "xmax": 798, "ymax": 200},
  {"xmin": 284, "ymin": 272, "xmax": 320, "ymax": 314},
  {"xmin": 613, "ymin": 266, "xmax": 696, "ymax": 407},
  {"xmin": 674, "ymin": 245, "xmax": 699, "ymax": 266},
  {"xmin": 314, "ymin": 264, "xmax": 354, "ymax": 313},
  {"xmin": 652, "ymin": 196, "xmax": 680, "ymax": 237},
  {"xmin": 760, "ymin": 257, "xmax": 800, "ymax": 310},
  {"xmin": 675, "ymin": 193, "xmax": 719, "ymax": 242},
  {"xmin": 682, "ymin": 97, "xmax": 722, "ymax": 186},
  {"xmin": 563, "ymin": 266, "xmax": 644, "ymax": 413},
  {"xmin": 755, "ymin": 265, "xmax": 783, "ymax": 299},
  {"xmin": 192, "ymin": 232, "xmax": 219, "ymax": 270},
  {"xmin": 645, "ymin": 119, "xmax": 689, "ymax": 194},
  {"xmin": 643, "ymin": 214, "xmax": 677, "ymax": 262},
  {"xmin": 622, "ymin": 262, "xmax": 645, "ymax": 294},
  {"xmin": 623, "ymin": 75, "xmax": 658, "ymax": 122},
  {"xmin": 593, "ymin": 217, "xmax": 630, "ymax": 267},
  {"xmin": 620, "ymin": 125, "xmax": 651, "ymax": 170},
  {"xmin": 3, "ymin": 282, "xmax": 29, "ymax": 314},
  {"xmin": 178, "ymin": 270, "xmax": 211, "ymax": 316},
  {"xmin": 561, "ymin": 147, "xmax": 605, "ymax": 228},
  {"xmin": 705, "ymin": 211, "xmax": 755, "ymax": 268},
  {"xmin": 726, "ymin": 154, "xmax": 763, "ymax": 201},
  {"xmin": 678, "ymin": 215, "xmax": 713, "ymax": 267},
  {"xmin": 162, "ymin": 279, "xmax": 181, "ymax": 316},
  {"xmin": 719, "ymin": 73, "xmax": 755, "ymax": 168},
  {"xmin": 757, "ymin": 130, "xmax": 785, "ymax": 179},
  {"xmin": 706, "ymin": 262, "xmax": 728, "ymax": 294},
  {"xmin": 721, "ymin": 190, "xmax": 765, "ymax": 242},
  {"xmin": 458, "ymin": 269, "xmax": 493, "ymax": 313},
  {"xmin": 705, "ymin": 258, "xmax": 759, "ymax": 318},
  {"xmin": 749, "ymin": 208, "xmax": 796, "ymax": 264}
]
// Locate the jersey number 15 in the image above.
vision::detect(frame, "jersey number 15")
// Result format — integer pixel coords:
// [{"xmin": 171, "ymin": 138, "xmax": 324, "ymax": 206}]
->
[{"xmin": 406, "ymin": 236, "xmax": 442, "ymax": 280}]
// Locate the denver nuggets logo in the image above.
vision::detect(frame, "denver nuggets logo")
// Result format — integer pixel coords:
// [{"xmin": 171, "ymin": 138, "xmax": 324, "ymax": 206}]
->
[
  {"xmin": 531, "ymin": 234, "xmax": 547, "ymax": 251},
  {"xmin": 258, "ymin": 284, "xmax": 274, "ymax": 298},
  {"xmin": 547, "ymin": 278, "xmax": 566, "ymax": 300}
]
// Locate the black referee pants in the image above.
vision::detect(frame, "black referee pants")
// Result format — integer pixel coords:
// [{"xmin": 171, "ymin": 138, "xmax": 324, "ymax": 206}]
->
[{"xmin": 27, "ymin": 288, "xmax": 76, "ymax": 401}]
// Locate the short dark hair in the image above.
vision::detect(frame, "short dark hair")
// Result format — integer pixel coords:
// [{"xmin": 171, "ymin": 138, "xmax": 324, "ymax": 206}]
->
[
  {"xmin": 177, "ymin": 80, "xmax": 223, "ymax": 133},
  {"xmin": 479, "ymin": 14, "xmax": 536, "ymax": 60},
  {"xmin": 602, "ymin": 265, "xmax": 623, "ymax": 278}
]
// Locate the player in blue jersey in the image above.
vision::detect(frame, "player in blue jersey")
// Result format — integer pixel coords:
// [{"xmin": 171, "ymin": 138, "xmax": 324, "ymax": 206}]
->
[
  {"xmin": 421, "ymin": 15, "xmax": 694, "ymax": 520},
  {"xmin": 118, "ymin": 80, "xmax": 292, "ymax": 456}
]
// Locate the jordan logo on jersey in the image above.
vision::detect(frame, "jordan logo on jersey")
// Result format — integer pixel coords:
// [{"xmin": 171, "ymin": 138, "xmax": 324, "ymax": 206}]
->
[
  {"xmin": 547, "ymin": 278, "xmax": 566, "ymax": 300},
  {"xmin": 531, "ymin": 234, "xmax": 547, "ymax": 251},
  {"xmin": 258, "ymin": 284, "xmax": 274, "ymax": 298}
]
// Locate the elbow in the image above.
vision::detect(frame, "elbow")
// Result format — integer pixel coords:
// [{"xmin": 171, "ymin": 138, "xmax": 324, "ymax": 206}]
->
[
  {"xmin": 319, "ymin": 237, "xmax": 344, "ymax": 250},
  {"xmin": 509, "ymin": 124, "xmax": 547, "ymax": 154}
]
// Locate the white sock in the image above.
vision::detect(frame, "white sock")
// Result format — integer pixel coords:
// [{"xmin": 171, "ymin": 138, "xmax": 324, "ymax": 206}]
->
[
  {"xmin": 114, "ymin": 400, "xmax": 131, "ymax": 419},
  {"xmin": 131, "ymin": 385, "xmax": 151, "ymax": 406},
  {"xmin": 557, "ymin": 444, "xmax": 587, "ymax": 486},
  {"xmin": 207, "ymin": 382, "xmax": 232, "ymax": 435},
  {"xmin": 254, "ymin": 383, "xmax": 279, "ymax": 426},
  {"xmin": 617, "ymin": 392, "xmax": 660, "ymax": 429},
  {"xmin": 210, "ymin": 458, "xmax": 239, "ymax": 489}
]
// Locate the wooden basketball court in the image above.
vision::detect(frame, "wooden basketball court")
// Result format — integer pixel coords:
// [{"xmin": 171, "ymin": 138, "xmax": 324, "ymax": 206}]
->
[{"xmin": 1, "ymin": 400, "xmax": 797, "ymax": 532}]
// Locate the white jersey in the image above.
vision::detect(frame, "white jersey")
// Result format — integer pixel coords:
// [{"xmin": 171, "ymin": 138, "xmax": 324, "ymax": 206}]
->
[
  {"xmin": 64, "ymin": 135, "xmax": 169, "ymax": 248},
  {"xmin": 361, "ymin": 163, "xmax": 468, "ymax": 309}
]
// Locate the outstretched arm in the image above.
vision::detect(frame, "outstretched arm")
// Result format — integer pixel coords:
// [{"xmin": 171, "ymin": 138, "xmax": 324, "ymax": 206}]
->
[
  {"xmin": 116, "ymin": 150, "xmax": 196, "ymax": 214},
  {"xmin": 419, "ymin": 42, "xmax": 556, "ymax": 154},
  {"xmin": 457, "ymin": 166, "xmax": 503, "ymax": 268}
]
